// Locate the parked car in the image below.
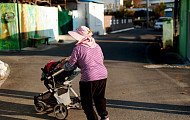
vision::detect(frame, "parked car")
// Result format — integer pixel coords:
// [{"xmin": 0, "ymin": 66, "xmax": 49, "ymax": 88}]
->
[{"xmin": 154, "ymin": 17, "xmax": 171, "ymax": 30}]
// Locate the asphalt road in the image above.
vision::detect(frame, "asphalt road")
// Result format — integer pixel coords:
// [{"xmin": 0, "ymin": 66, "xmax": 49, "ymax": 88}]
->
[{"xmin": 0, "ymin": 28, "xmax": 190, "ymax": 120}]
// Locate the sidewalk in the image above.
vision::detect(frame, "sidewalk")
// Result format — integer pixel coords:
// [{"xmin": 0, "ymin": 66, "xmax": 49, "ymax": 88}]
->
[
  {"xmin": 147, "ymin": 43, "xmax": 190, "ymax": 66},
  {"xmin": 21, "ymin": 34, "xmax": 101, "ymax": 51},
  {"xmin": 21, "ymin": 37, "xmax": 76, "ymax": 51}
]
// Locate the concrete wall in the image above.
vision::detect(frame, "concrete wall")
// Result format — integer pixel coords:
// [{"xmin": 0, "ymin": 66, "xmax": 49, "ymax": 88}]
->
[
  {"xmin": 75, "ymin": 2, "xmax": 86, "ymax": 29},
  {"xmin": 72, "ymin": 10, "xmax": 79, "ymax": 31},
  {"xmin": 0, "ymin": 3, "xmax": 58, "ymax": 50},
  {"xmin": 88, "ymin": 2, "xmax": 104, "ymax": 35},
  {"xmin": 104, "ymin": 15, "xmax": 134, "ymax": 33},
  {"xmin": 76, "ymin": 2, "xmax": 104, "ymax": 35}
]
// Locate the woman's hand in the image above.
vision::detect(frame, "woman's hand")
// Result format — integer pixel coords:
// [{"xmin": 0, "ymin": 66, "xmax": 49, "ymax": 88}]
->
[
  {"xmin": 60, "ymin": 56, "xmax": 71, "ymax": 66},
  {"xmin": 54, "ymin": 57, "xmax": 71, "ymax": 69}
]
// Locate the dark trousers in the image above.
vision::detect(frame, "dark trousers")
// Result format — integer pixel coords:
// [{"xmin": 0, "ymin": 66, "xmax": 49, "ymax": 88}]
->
[{"xmin": 79, "ymin": 79, "xmax": 108, "ymax": 120}]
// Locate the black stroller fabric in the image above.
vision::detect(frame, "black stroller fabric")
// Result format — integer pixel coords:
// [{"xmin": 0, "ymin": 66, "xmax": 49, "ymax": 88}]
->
[
  {"xmin": 41, "ymin": 88, "xmax": 69, "ymax": 105},
  {"xmin": 42, "ymin": 91, "xmax": 57, "ymax": 105},
  {"xmin": 41, "ymin": 61, "xmax": 74, "ymax": 88}
]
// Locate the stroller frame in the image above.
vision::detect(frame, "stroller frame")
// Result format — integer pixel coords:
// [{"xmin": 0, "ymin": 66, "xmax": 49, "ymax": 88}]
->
[{"xmin": 34, "ymin": 68, "xmax": 81, "ymax": 120}]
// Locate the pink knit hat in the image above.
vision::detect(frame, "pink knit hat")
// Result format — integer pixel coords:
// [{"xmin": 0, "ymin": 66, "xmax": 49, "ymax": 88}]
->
[{"xmin": 68, "ymin": 26, "xmax": 96, "ymax": 48}]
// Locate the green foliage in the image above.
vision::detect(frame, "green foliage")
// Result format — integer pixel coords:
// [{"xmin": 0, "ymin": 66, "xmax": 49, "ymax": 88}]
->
[
  {"xmin": 105, "ymin": 6, "xmax": 135, "ymax": 18},
  {"xmin": 115, "ymin": 6, "xmax": 127, "ymax": 18},
  {"xmin": 153, "ymin": 2, "xmax": 167, "ymax": 17},
  {"xmin": 125, "ymin": 0, "xmax": 133, "ymax": 8},
  {"xmin": 126, "ymin": 10, "xmax": 135, "ymax": 17},
  {"xmin": 133, "ymin": 0, "xmax": 143, "ymax": 8},
  {"xmin": 124, "ymin": 0, "xmax": 143, "ymax": 8}
]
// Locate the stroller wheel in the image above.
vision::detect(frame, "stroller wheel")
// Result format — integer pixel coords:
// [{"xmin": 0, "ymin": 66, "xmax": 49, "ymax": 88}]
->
[
  {"xmin": 75, "ymin": 102, "xmax": 82, "ymax": 110},
  {"xmin": 73, "ymin": 97, "xmax": 82, "ymax": 110},
  {"xmin": 34, "ymin": 101, "xmax": 46, "ymax": 112},
  {"xmin": 54, "ymin": 104, "xmax": 68, "ymax": 120}
]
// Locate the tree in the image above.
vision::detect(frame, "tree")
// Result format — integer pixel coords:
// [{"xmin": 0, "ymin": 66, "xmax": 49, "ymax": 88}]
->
[
  {"xmin": 107, "ymin": 3, "xmax": 112, "ymax": 9},
  {"xmin": 124, "ymin": 0, "xmax": 143, "ymax": 8},
  {"xmin": 115, "ymin": 6, "xmax": 127, "ymax": 18},
  {"xmin": 153, "ymin": 2, "xmax": 167, "ymax": 17},
  {"xmin": 133, "ymin": 0, "xmax": 143, "ymax": 8},
  {"xmin": 124, "ymin": 0, "xmax": 133, "ymax": 8}
]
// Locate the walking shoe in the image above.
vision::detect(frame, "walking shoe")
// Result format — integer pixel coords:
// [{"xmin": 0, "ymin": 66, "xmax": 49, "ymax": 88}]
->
[{"xmin": 101, "ymin": 116, "xmax": 109, "ymax": 120}]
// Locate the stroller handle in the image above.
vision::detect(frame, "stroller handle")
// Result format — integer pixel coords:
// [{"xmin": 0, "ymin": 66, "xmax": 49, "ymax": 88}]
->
[{"xmin": 48, "ymin": 68, "xmax": 65, "ymax": 79}]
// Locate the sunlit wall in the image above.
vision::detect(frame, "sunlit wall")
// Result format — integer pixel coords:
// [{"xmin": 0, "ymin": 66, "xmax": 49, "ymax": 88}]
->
[{"xmin": 0, "ymin": 3, "xmax": 58, "ymax": 50}]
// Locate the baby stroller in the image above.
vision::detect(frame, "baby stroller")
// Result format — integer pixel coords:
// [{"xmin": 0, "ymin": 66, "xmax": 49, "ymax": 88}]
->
[{"xmin": 34, "ymin": 59, "xmax": 81, "ymax": 120}]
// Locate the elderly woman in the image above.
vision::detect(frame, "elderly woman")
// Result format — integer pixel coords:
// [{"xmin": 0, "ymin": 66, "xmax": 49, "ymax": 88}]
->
[{"xmin": 63, "ymin": 26, "xmax": 109, "ymax": 120}]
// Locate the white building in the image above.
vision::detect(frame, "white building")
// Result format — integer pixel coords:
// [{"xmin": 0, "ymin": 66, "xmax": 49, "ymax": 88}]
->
[{"xmin": 72, "ymin": 1, "xmax": 105, "ymax": 35}]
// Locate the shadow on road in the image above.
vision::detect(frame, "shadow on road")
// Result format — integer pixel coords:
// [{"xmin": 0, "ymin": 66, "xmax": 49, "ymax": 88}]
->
[
  {"xmin": 0, "ymin": 89, "xmax": 37, "ymax": 100},
  {"xmin": 1, "ymin": 89, "xmax": 190, "ymax": 120},
  {"xmin": 0, "ymin": 43, "xmax": 75, "ymax": 58},
  {"xmin": 0, "ymin": 89, "xmax": 55, "ymax": 120},
  {"xmin": 96, "ymin": 29, "xmax": 162, "ymax": 63},
  {"xmin": 0, "ymin": 29, "xmax": 163, "ymax": 64},
  {"xmin": 107, "ymin": 99, "xmax": 190, "ymax": 115}
]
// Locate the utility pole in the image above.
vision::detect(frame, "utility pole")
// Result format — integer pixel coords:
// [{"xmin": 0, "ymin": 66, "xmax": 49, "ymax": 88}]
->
[
  {"xmin": 174, "ymin": 0, "xmax": 179, "ymax": 37},
  {"xmin": 146, "ymin": 0, "xmax": 149, "ymax": 28}
]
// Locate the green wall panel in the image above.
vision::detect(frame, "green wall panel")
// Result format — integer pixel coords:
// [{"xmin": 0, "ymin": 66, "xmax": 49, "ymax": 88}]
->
[
  {"xmin": 179, "ymin": 0, "xmax": 189, "ymax": 58},
  {"xmin": 58, "ymin": 11, "xmax": 72, "ymax": 35}
]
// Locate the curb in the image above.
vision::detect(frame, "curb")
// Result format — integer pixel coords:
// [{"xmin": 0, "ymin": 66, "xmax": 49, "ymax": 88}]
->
[
  {"xmin": 164, "ymin": 52, "xmax": 190, "ymax": 65},
  {"xmin": 145, "ymin": 43, "xmax": 190, "ymax": 67},
  {"xmin": 21, "ymin": 40, "xmax": 76, "ymax": 51},
  {"xmin": 110, "ymin": 27, "xmax": 135, "ymax": 34}
]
